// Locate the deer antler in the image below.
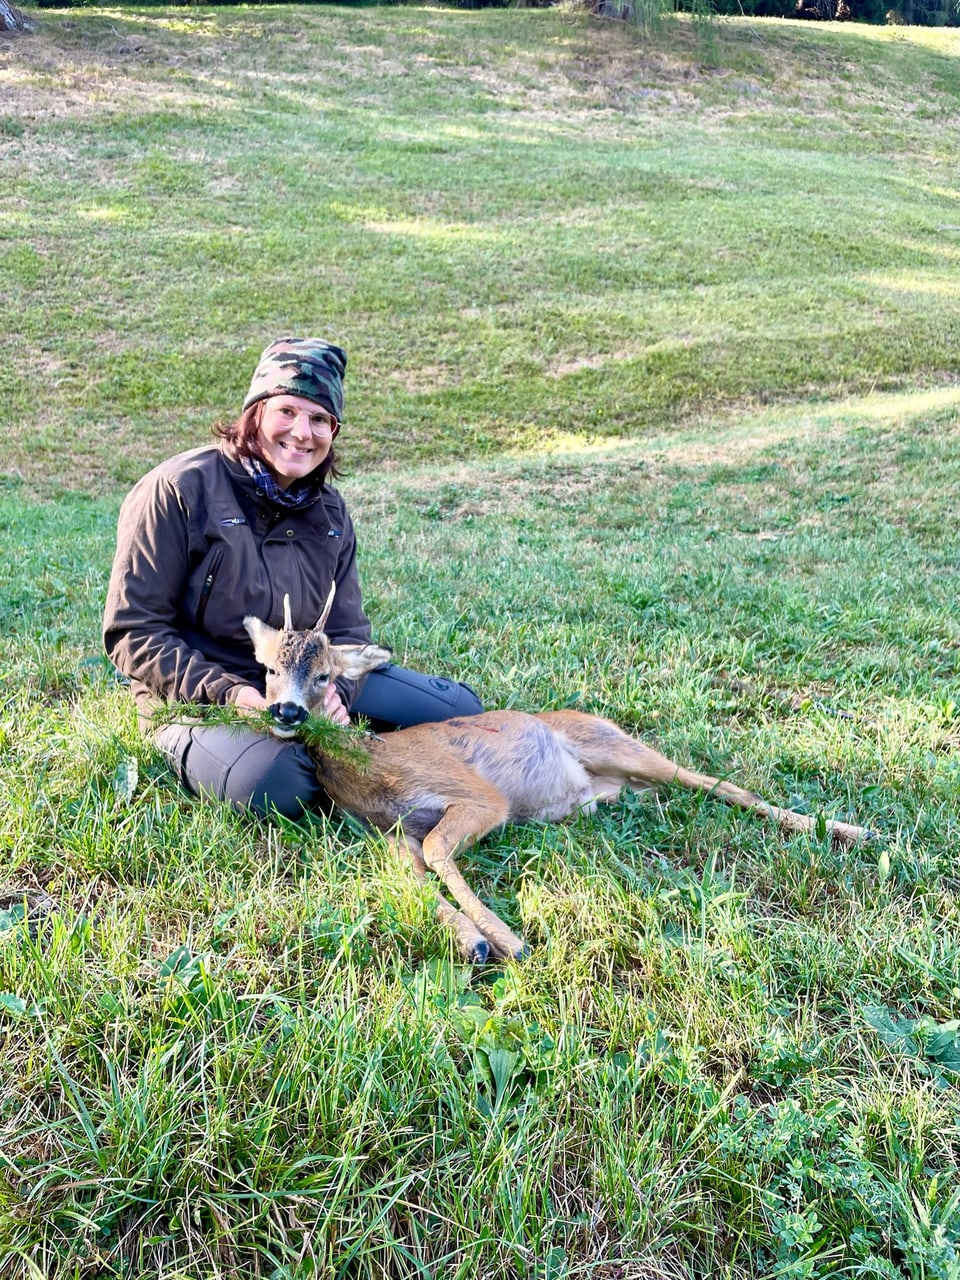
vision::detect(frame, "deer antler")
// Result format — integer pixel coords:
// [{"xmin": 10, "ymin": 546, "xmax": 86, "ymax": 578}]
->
[
  {"xmin": 316, "ymin": 581, "xmax": 336, "ymax": 631},
  {"xmin": 281, "ymin": 586, "xmax": 334, "ymax": 633}
]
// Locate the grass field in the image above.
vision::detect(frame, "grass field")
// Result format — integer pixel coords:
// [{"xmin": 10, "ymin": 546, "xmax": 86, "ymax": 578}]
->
[{"xmin": 2, "ymin": 5, "xmax": 960, "ymax": 1277}]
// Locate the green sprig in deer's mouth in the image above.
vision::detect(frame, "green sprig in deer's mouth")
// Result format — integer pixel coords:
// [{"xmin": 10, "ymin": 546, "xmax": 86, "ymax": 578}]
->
[{"xmin": 153, "ymin": 701, "xmax": 374, "ymax": 774}]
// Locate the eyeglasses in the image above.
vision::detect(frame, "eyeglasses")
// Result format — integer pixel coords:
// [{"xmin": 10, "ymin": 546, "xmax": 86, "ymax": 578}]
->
[
  {"xmin": 306, "ymin": 416, "xmax": 340, "ymax": 437},
  {"xmin": 260, "ymin": 400, "xmax": 341, "ymax": 438}
]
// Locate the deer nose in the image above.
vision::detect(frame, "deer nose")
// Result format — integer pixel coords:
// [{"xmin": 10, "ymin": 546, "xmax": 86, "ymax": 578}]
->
[{"xmin": 270, "ymin": 701, "xmax": 308, "ymax": 728}]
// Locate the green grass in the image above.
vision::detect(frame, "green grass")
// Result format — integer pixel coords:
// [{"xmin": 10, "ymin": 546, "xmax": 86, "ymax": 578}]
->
[
  {"xmin": 3, "ymin": 7, "xmax": 960, "ymax": 485},
  {"xmin": 3, "ymin": 6, "xmax": 960, "ymax": 1277}
]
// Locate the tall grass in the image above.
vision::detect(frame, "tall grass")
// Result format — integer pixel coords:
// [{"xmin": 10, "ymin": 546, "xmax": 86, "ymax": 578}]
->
[{"xmin": 2, "ymin": 7, "xmax": 960, "ymax": 1277}]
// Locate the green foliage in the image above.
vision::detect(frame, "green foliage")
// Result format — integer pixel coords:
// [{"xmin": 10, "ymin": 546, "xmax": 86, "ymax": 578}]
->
[{"xmin": 155, "ymin": 702, "xmax": 376, "ymax": 771}]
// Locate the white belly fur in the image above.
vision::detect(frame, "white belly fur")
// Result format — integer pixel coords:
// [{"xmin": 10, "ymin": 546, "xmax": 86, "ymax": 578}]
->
[{"xmin": 453, "ymin": 714, "xmax": 599, "ymax": 823}]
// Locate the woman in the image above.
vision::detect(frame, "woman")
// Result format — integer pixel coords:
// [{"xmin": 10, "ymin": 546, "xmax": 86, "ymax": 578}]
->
[{"xmin": 103, "ymin": 336, "xmax": 482, "ymax": 818}]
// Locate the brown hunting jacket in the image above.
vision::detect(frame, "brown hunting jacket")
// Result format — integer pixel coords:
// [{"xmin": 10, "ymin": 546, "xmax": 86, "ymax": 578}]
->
[{"xmin": 103, "ymin": 443, "xmax": 372, "ymax": 717}]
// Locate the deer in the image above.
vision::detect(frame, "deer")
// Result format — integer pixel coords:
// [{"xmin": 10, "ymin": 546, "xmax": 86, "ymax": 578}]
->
[{"xmin": 243, "ymin": 587, "xmax": 873, "ymax": 964}]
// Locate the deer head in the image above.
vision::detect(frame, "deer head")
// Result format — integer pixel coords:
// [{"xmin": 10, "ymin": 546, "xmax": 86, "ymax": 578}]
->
[{"xmin": 243, "ymin": 585, "xmax": 391, "ymax": 737}]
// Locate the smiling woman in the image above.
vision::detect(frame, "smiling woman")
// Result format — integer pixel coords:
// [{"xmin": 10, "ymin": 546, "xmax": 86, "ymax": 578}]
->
[
  {"xmin": 257, "ymin": 396, "xmax": 338, "ymax": 486},
  {"xmin": 101, "ymin": 336, "xmax": 484, "ymax": 819}
]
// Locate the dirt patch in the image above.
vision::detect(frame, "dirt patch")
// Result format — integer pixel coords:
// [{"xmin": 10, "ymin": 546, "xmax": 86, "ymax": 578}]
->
[
  {"xmin": 0, "ymin": 16, "xmax": 229, "ymax": 122},
  {"xmin": 3, "ymin": 70, "xmax": 201, "ymax": 126},
  {"xmin": 545, "ymin": 348, "xmax": 640, "ymax": 378}
]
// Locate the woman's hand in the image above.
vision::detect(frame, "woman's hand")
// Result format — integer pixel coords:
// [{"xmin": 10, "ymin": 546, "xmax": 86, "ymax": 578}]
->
[
  {"xmin": 323, "ymin": 683, "xmax": 351, "ymax": 727},
  {"xmin": 233, "ymin": 686, "xmax": 267, "ymax": 711}
]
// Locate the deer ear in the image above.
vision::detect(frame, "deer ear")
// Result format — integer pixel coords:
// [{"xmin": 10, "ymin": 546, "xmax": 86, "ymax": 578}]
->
[
  {"xmin": 329, "ymin": 643, "xmax": 392, "ymax": 680},
  {"xmin": 316, "ymin": 581, "xmax": 336, "ymax": 632},
  {"xmin": 243, "ymin": 615, "xmax": 276, "ymax": 657}
]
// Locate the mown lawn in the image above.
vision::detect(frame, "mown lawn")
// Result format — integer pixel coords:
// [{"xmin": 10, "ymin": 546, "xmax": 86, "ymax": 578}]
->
[{"xmin": 1, "ymin": 6, "xmax": 959, "ymax": 1277}]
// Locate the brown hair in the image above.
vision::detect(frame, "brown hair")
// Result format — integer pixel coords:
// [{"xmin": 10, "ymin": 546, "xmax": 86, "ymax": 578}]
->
[{"xmin": 215, "ymin": 402, "xmax": 341, "ymax": 483}]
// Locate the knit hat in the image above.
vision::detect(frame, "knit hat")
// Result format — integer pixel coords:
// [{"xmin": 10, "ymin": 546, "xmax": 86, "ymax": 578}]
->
[{"xmin": 243, "ymin": 338, "xmax": 347, "ymax": 421}]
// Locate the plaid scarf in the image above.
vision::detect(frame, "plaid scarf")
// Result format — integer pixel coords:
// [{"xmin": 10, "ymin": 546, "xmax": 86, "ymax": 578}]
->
[{"xmin": 241, "ymin": 455, "xmax": 323, "ymax": 510}]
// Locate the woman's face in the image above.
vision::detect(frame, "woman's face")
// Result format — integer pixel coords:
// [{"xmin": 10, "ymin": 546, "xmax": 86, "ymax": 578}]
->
[{"xmin": 257, "ymin": 394, "xmax": 337, "ymax": 489}]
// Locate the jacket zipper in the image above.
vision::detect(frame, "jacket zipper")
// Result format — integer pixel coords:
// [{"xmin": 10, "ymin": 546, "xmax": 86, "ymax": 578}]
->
[{"xmin": 196, "ymin": 549, "xmax": 224, "ymax": 631}]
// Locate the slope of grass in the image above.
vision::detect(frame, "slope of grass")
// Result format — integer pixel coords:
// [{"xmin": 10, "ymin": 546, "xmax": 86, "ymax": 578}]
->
[{"xmin": 2, "ymin": 7, "xmax": 959, "ymax": 487}]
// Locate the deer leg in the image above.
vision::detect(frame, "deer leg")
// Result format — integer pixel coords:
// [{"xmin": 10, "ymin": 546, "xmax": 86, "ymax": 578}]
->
[
  {"xmin": 537, "ymin": 711, "xmax": 873, "ymax": 849},
  {"xmin": 419, "ymin": 802, "xmax": 528, "ymax": 962},
  {"xmin": 386, "ymin": 832, "xmax": 492, "ymax": 964},
  {"xmin": 634, "ymin": 757, "xmax": 873, "ymax": 849}
]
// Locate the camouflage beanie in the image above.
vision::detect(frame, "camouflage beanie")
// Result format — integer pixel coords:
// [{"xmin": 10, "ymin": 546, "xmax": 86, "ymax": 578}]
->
[{"xmin": 243, "ymin": 338, "xmax": 347, "ymax": 421}]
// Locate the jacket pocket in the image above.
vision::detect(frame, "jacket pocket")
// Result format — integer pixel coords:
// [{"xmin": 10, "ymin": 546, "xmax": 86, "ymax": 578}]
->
[{"xmin": 195, "ymin": 547, "xmax": 224, "ymax": 632}]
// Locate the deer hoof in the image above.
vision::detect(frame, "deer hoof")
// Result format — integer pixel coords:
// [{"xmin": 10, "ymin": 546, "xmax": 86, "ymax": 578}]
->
[
  {"xmin": 466, "ymin": 937, "xmax": 491, "ymax": 964},
  {"xmin": 830, "ymin": 823, "xmax": 878, "ymax": 848},
  {"xmin": 486, "ymin": 934, "xmax": 529, "ymax": 963}
]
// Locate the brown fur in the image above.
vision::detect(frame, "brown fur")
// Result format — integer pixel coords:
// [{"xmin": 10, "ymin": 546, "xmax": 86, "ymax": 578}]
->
[{"xmin": 244, "ymin": 601, "xmax": 871, "ymax": 962}]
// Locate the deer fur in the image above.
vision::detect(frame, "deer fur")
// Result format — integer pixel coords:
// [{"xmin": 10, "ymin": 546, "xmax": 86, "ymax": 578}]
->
[{"xmin": 244, "ymin": 588, "xmax": 872, "ymax": 963}]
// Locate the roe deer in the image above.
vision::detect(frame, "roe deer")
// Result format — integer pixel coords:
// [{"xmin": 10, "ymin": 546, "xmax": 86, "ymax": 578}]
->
[{"xmin": 244, "ymin": 589, "xmax": 872, "ymax": 963}]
